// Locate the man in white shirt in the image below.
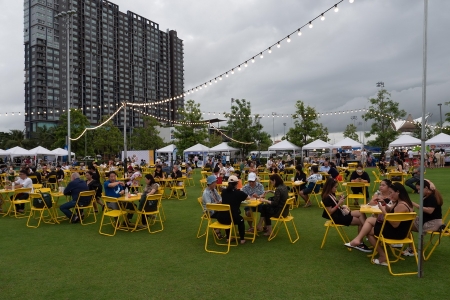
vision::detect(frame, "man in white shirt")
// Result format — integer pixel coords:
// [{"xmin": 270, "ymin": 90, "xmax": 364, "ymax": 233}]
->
[
  {"xmin": 13, "ymin": 169, "xmax": 33, "ymax": 213},
  {"xmin": 223, "ymin": 162, "xmax": 234, "ymax": 181},
  {"xmin": 407, "ymin": 149, "xmax": 413, "ymax": 163},
  {"xmin": 319, "ymin": 160, "xmax": 330, "ymax": 173}
]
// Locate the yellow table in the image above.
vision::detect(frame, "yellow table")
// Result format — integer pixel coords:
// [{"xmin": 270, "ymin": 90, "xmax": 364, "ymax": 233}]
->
[
  {"xmin": 386, "ymin": 172, "xmax": 408, "ymax": 185},
  {"xmin": 241, "ymin": 199, "xmax": 262, "ymax": 243},
  {"xmin": 117, "ymin": 194, "xmax": 142, "ymax": 231},
  {"xmin": 342, "ymin": 182, "xmax": 370, "ymax": 206}
]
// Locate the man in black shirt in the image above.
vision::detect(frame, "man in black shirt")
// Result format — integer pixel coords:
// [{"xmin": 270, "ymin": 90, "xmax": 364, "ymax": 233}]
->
[{"xmin": 56, "ymin": 165, "xmax": 65, "ymax": 183}]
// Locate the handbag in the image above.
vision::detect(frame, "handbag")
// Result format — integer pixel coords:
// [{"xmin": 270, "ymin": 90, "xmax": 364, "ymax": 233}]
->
[{"xmin": 340, "ymin": 205, "xmax": 351, "ymax": 216}]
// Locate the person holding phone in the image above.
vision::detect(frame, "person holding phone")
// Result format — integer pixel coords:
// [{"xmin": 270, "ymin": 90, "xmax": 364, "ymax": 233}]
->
[{"xmin": 321, "ymin": 178, "xmax": 367, "ymax": 247}]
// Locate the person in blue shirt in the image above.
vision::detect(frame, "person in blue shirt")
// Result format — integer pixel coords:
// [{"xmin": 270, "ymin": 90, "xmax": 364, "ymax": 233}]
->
[
  {"xmin": 104, "ymin": 171, "xmax": 125, "ymax": 205},
  {"xmin": 60, "ymin": 172, "xmax": 89, "ymax": 223}
]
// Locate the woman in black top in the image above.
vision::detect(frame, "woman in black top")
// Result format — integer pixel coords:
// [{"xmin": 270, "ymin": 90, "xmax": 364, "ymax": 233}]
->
[
  {"xmin": 86, "ymin": 171, "xmax": 103, "ymax": 212},
  {"xmin": 257, "ymin": 174, "xmax": 289, "ymax": 237},
  {"xmin": 217, "ymin": 175, "xmax": 249, "ymax": 244},
  {"xmin": 349, "ymin": 163, "xmax": 370, "ymax": 204},
  {"xmin": 327, "ymin": 162, "xmax": 339, "ymax": 180},
  {"xmin": 294, "ymin": 165, "xmax": 306, "ymax": 191},
  {"xmin": 154, "ymin": 165, "xmax": 165, "ymax": 179}
]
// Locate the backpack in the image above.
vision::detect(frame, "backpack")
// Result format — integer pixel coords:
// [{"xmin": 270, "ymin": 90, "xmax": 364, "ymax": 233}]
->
[{"xmin": 33, "ymin": 192, "xmax": 53, "ymax": 208}]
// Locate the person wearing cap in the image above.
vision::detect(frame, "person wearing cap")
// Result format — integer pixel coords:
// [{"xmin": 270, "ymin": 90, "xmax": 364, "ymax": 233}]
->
[
  {"xmin": 241, "ymin": 172, "xmax": 265, "ymax": 231},
  {"xmin": 217, "ymin": 175, "xmax": 250, "ymax": 244},
  {"xmin": 202, "ymin": 175, "xmax": 224, "ymax": 239}
]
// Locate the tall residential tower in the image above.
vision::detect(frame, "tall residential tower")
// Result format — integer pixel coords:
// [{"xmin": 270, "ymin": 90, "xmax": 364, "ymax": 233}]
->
[{"xmin": 24, "ymin": 0, "xmax": 184, "ymax": 137}]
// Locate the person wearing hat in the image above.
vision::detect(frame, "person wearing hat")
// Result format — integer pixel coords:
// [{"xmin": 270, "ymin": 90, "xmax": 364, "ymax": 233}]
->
[
  {"xmin": 202, "ymin": 175, "xmax": 224, "ymax": 239},
  {"xmin": 217, "ymin": 175, "xmax": 250, "ymax": 244},
  {"xmin": 241, "ymin": 172, "xmax": 265, "ymax": 232}
]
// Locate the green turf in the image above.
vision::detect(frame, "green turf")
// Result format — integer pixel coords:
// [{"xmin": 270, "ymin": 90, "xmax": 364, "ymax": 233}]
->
[{"xmin": 1, "ymin": 167, "xmax": 449, "ymax": 299}]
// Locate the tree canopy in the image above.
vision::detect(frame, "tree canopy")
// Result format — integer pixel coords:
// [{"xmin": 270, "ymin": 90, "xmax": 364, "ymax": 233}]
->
[
  {"xmin": 53, "ymin": 109, "xmax": 91, "ymax": 154},
  {"xmin": 284, "ymin": 100, "xmax": 329, "ymax": 147},
  {"xmin": 362, "ymin": 89, "xmax": 406, "ymax": 150},
  {"xmin": 343, "ymin": 124, "xmax": 359, "ymax": 142},
  {"xmin": 131, "ymin": 116, "xmax": 165, "ymax": 150}
]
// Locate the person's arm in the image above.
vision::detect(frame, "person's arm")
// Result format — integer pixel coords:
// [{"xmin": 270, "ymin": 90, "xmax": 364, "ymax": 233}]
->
[
  {"xmin": 63, "ymin": 182, "xmax": 73, "ymax": 196},
  {"xmin": 384, "ymin": 201, "xmax": 410, "ymax": 228},
  {"xmin": 325, "ymin": 195, "xmax": 344, "ymax": 215},
  {"xmin": 412, "ymin": 198, "xmax": 436, "ymax": 214},
  {"xmin": 108, "ymin": 181, "xmax": 122, "ymax": 188}
]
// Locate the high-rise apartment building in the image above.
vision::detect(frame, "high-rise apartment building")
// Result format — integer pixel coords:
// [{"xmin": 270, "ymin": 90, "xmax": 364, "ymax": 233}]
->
[{"xmin": 23, "ymin": 0, "xmax": 184, "ymax": 137}]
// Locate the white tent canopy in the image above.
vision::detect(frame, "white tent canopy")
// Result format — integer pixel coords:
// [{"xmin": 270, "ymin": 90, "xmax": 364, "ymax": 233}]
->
[
  {"xmin": 268, "ymin": 140, "xmax": 301, "ymax": 151},
  {"xmin": 183, "ymin": 143, "xmax": 210, "ymax": 153},
  {"xmin": 29, "ymin": 146, "xmax": 54, "ymax": 156},
  {"xmin": 425, "ymin": 133, "xmax": 450, "ymax": 147},
  {"xmin": 7, "ymin": 146, "xmax": 32, "ymax": 158},
  {"xmin": 156, "ymin": 144, "xmax": 176, "ymax": 153},
  {"xmin": 389, "ymin": 135, "xmax": 421, "ymax": 148},
  {"xmin": 332, "ymin": 137, "xmax": 363, "ymax": 149},
  {"xmin": 0, "ymin": 149, "xmax": 9, "ymax": 156},
  {"xmin": 302, "ymin": 139, "xmax": 332, "ymax": 150},
  {"xmin": 51, "ymin": 148, "xmax": 75, "ymax": 157},
  {"xmin": 209, "ymin": 142, "xmax": 239, "ymax": 152}
]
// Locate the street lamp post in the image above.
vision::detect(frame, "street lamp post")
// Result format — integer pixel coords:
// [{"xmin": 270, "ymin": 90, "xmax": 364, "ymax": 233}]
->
[
  {"xmin": 55, "ymin": 9, "xmax": 77, "ymax": 163},
  {"xmin": 438, "ymin": 103, "xmax": 442, "ymax": 133},
  {"xmin": 272, "ymin": 112, "xmax": 277, "ymax": 142},
  {"xmin": 283, "ymin": 122, "xmax": 286, "ymax": 137}
]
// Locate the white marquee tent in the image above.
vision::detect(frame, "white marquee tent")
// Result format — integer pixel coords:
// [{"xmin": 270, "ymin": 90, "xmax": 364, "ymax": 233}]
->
[
  {"xmin": 389, "ymin": 135, "xmax": 421, "ymax": 148},
  {"xmin": 155, "ymin": 144, "xmax": 176, "ymax": 154},
  {"xmin": 7, "ymin": 146, "xmax": 32, "ymax": 159},
  {"xmin": 209, "ymin": 142, "xmax": 239, "ymax": 152},
  {"xmin": 425, "ymin": 133, "xmax": 450, "ymax": 147},
  {"xmin": 332, "ymin": 137, "xmax": 363, "ymax": 149},
  {"xmin": 51, "ymin": 148, "xmax": 75, "ymax": 161},
  {"xmin": 29, "ymin": 146, "xmax": 54, "ymax": 156},
  {"xmin": 302, "ymin": 139, "xmax": 332, "ymax": 150},
  {"xmin": 183, "ymin": 143, "xmax": 210, "ymax": 167}
]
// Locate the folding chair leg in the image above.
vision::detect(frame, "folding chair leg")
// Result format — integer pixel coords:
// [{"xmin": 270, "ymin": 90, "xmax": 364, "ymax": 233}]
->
[{"xmin": 197, "ymin": 217, "xmax": 207, "ymax": 238}]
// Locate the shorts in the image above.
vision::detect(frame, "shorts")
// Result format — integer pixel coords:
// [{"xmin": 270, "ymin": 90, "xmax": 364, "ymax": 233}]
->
[{"xmin": 413, "ymin": 217, "xmax": 442, "ymax": 232}]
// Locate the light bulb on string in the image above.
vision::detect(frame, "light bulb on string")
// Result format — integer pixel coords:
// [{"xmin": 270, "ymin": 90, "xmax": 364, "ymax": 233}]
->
[
  {"xmin": 252, "ymin": 57, "xmax": 255, "ymax": 63},
  {"xmin": 238, "ymin": 65, "xmax": 241, "ymax": 71},
  {"xmin": 277, "ymin": 42, "xmax": 281, "ymax": 48},
  {"xmin": 244, "ymin": 61, "xmax": 248, "ymax": 67},
  {"xmin": 349, "ymin": 0, "xmax": 354, "ymax": 3},
  {"xmin": 226, "ymin": 72, "xmax": 228, "ymax": 77},
  {"xmin": 297, "ymin": 29, "xmax": 302, "ymax": 36},
  {"xmin": 260, "ymin": 52, "xmax": 263, "ymax": 59},
  {"xmin": 219, "ymin": 76, "xmax": 222, "ymax": 80},
  {"xmin": 287, "ymin": 36, "xmax": 291, "ymax": 43},
  {"xmin": 231, "ymin": 69, "xmax": 234, "ymax": 74},
  {"xmin": 321, "ymin": 14, "xmax": 325, "ymax": 21},
  {"xmin": 309, "ymin": 22, "xmax": 313, "ymax": 28},
  {"xmin": 268, "ymin": 48, "xmax": 272, "ymax": 54},
  {"xmin": 334, "ymin": 5, "xmax": 339, "ymax": 12}
]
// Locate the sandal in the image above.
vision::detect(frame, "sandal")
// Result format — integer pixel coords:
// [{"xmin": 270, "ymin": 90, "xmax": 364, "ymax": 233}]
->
[
  {"xmin": 246, "ymin": 227, "xmax": 254, "ymax": 233},
  {"xmin": 263, "ymin": 231, "xmax": 272, "ymax": 236},
  {"xmin": 303, "ymin": 202, "xmax": 311, "ymax": 208},
  {"xmin": 256, "ymin": 226, "xmax": 264, "ymax": 232},
  {"xmin": 372, "ymin": 259, "xmax": 388, "ymax": 266},
  {"xmin": 215, "ymin": 231, "xmax": 224, "ymax": 239}
]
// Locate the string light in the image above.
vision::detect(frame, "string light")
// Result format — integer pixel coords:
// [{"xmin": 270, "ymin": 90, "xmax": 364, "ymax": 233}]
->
[
  {"xmin": 321, "ymin": 14, "xmax": 325, "ymax": 21},
  {"xmin": 277, "ymin": 42, "xmax": 281, "ymax": 48},
  {"xmin": 297, "ymin": 29, "xmax": 302, "ymax": 36},
  {"xmin": 334, "ymin": 5, "xmax": 339, "ymax": 12},
  {"xmin": 309, "ymin": 22, "xmax": 313, "ymax": 28},
  {"xmin": 210, "ymin": 124, "xmax": 254, "ymax": 145},
  {"xmin": 349, "ymin": 0, "xmax": 354, "ymax": 3},
  {"xmin": 287, "ymin": 36, "xmax": 291, "ymax": 43}
]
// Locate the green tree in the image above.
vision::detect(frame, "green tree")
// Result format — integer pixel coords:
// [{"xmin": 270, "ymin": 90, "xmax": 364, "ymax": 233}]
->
[
  {"xmin": 411, "ymin": 122, "xmax": 433, "ymax": 140},
  {"xmin": 4, "ymin": 130, "xmax": 26, "ymax": 148},
  {"xmin": 222, "ymin": 99, "xmax": 272, "ymax": 156},
  {"xmin": 204, "ymin": 131, "xmax": 223, "ymax": 148},
  {"xmin": 91, "ymin": 117, "xmax": 123, "ymax": 159},
  {"xmin": 53, "ymin": 109, "xmax": 91, "ymax": 154},
  {"xmin": 173, "ymin": 100, "xmax": 208, "ymax": 153},
  {"xmin": 285, "ymin": 100, "xmax": 329, "ymax": 147},
  {"xmin": 362, "ymin": 89, "xmax": 406, "ymax": 150},
  {"xmin": 343, "ymin": 124, "xmax": 359, "ymax": 142},
  {"xmin": 34, "ymin": 125, "xmax": 56, "ymax": 149},
  {"xmin": 131, "ymin": 116, "xmax": 165, "ymax": 150}
]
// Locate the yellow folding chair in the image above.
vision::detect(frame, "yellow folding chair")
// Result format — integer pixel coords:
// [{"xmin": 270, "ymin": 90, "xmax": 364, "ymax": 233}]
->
[
  {"xmin": 72, "ymin": 190, "xmax": 97, "ymax": 225},
  {"xmin": 170, "ymin": 177, "xmax": 187, "ymax": 200},
  {"xmin": 267, "ymin": 197, "xmax": 299, "ymax": 243},
  {"xmin": 197, "ymin": 197, "xmax": 208, "ymax": 238},
  {"xmin": 310, "ymin": 180, "xmax": 325, "ymax": 208},
  {"xmin": 99, "ymin": 196, "xmax": 129, "ymax": 236},
  {"xmin": 205, "ymin": 203, "xmax": 237, "ymax": 254},
  {"xmin": 46, "ymin": 175, "xmax": 59, "ymax": 191},
  {"xmin": 3, "ymin": 188, "xmax": 32, "ymax": 218},
  {"xmin": 345, "ymin": 182, "xmax": 367, "ymax": 208},
  {"xmin": 372, "ymin": 171, "xmax": 382, "ymax": 192},
  {"xmin": 199, "ymin": 179, "xmax": 207, "ymax": 196},
  {"xmin": 27, "ymin": 193, "xmax": 59, "ymax": 228},
  {"xmin": 423, "ymin": 208, "xmax": 450, "ymax": 261},
  {"xmin": 320, "ymin": 201, "xmax": 351, "ymax": 250},
  {"xmin": 32, "ymin": 184, "xmax": 43, "ymax": 189},
  {"xmin": 371, "ymin": 212, "xmax": 418, "ymax": 276},
  {"xmin": 133, "ymin": 194, "xmax": 164, "ymax": 233},
  {"xmin": 186, "ymin": 171, "xmax": 195, "ymax": 186}
]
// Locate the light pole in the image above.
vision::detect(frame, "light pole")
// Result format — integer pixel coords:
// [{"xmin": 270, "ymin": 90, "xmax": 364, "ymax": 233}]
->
[
  {"xmin": 272, "ymin": 112, "xmax": 277, "ymax": 142},
  {"xmin": 438, "ymin": 103, "xmax": 442, "ymax": 133},
  {"xmin": 283, "ymin": 122, "xmax": 286, "ymax": 137},
  {"xmin": 55, "ymin": 9, "xmax": 77, "ymax": 163}
]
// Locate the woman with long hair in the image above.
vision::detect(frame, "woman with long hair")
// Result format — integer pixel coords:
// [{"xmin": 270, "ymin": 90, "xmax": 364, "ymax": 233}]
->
[
  {"xmin": 321, "ymin": 178, "xmax": 367, "ymax": 246},
  {"xmin": 137, "ymin": 174, "xmax": 160, "ymax": 228},
  {"xmin": 256, "ymin": 174, "xmax": 289, "ymax": 236},
  {"xmin": 402, "ymin": 179, "xmax": 444, "ymax": 256},
  {"xmin": 369, "ymin": 179, "xmax": 393, "ymax": 205},
  {"xmin": 217, "ymin": 176, "xmax": 250, "ymax": 244},
  {"xmin": 294, "ymin": 164, "xmax": 307, "ymax": 192},
  {"xmin": 85, "ymin": 171, "xmax": 103, "ymax": 212},
  {"xmin": 345, "ymin": 183, "xmax": 414, "ymax": 266}
]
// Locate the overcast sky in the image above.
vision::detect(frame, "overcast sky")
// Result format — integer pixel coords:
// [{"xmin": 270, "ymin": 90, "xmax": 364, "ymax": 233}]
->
[{"xmin": 0, "ymin": 0, "xmax": 449, "ymax": 143}]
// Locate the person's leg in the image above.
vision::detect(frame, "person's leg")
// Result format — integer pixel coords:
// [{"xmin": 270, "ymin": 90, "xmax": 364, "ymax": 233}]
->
[
  {"xmin": 405, "ymin": 177, "xmax": 419, "ymax": 193},
  {"xmin": 60, "ymin": 200, "xmax": 76, "ymax": 219},
  {"xmin": 350, "ymin": 210, "xmax": 366, "ymax": 233},
  {"xmin": 236, "ymin": 216, "xmax": 246, "ymax": 243},
  {"xmin": 263, "ymin": 213, "xmax": 273, "ymax": 236},
  {"xmin": 349, "ymin": 217, "xmax": 376, "ymax": 245}
]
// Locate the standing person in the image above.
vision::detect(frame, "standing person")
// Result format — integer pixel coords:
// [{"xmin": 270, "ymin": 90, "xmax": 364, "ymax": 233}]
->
[
  {"xmin": 439, "ymin": 149, "xmax": 445, "ymax": 168},
  {"xmin": 194, "ymin": 155, "xmax": 199, "ymax": 168},
  {"xmin": 335, "ymin": 151, "xmax": 341, "ymax": 166},
  {"xmin": 407, "ymin": 149, "xmax": 414, "ymax": 164},
  {"xmin": 256, "ymin": 174, "xmax": 289, "ymax": 237},
  {"xmin": 402, "ymin": 180, "xmax": 444, "ymax": 256},
  {"xmin": 217, "ymin": 176, "xmax": 249, "ymax": 244},
  {"xmin": 345, "ymin": 183, "xmax": 414, "ymax": 265},
  {"xmin": 349, "ymin": 163, "xmax": 370, "ymax": 205},
  {"xmin": 60, "ymin": 173, "xmax": 89, "ymax": 223},
  {"xmin": 88, "ymin": 165, "xmax": 100, "ymax": 181},
  {"xmin": 361, "ymin": 149, "xmax": 367, "ymax": 167}
]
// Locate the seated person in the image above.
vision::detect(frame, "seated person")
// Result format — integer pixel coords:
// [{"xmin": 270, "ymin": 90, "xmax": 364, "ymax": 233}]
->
[
  {"xmin": 46, "ymin": 167, "xmax": 58, "ymax": 184},
  {"xmin": 319, "ymin": 160, "xmax": 330, "ymax": 173},
  {"xmin": 170, "ymin": 165, "xmax": 183, "ymax": 186},
  {"xmin": 127, "ymin": 166, "xmax": 142, "ymax": 191},
  {"xmin": 10, "ymin": 169, "xmax": 33, "ymax": 213},
  {"xmin": 402, "ymin": 180, "xmax": 443, "ymax": 256},
  {"xmin": 217, "ymin": 176, "xmax": 250, "ymax": 244},
  {"xmin": 40, "ymin": 165, "xmax": 49, "ymax": 178},
  {"xmin": 327, "ymin": 162, "xmax": 339, "ymax": 180},
  {"xmin": 29, "ymin": 167, "xmax": 42, "ymax": 184},
  {"xmin": 202, "ymin": 175, "xmax": 224, "ymax": 238},
  {"xmin": 56, "ymin": 165, "xmax": 65, "ymax": 184},
  {"xmin": 60, "ymin": 173, "xmax": 89, "ymax": 223},
  {"xmin": 340, "ymin": 157, "xmax": 350, "ymax": 179},
  {"xmin": 321, "ymin": 178, "xmax": 368, "ymax": 249},
  {"xmin": 241, "ymin": 172, "xmax": 265, "ymax": 231},
  {"xmin": 293, "ymin": 165, "xmax": 307, "ymax": 192},
  {"xmin": 405, "ymin": 166, "xmax": 421, "ymax": 194},
  {"xmin": 154, "ymin": 165, "xmax": 165, "ymax": 179},
  {"xmin": 349, "ymin": 163, "xmax": 370, "ymax": 205},
  {"xmin": 137, "ymin": 174, "xmax": 160, "ymax": 228},
  {"xmin": 345, "ymin": 183, "xmax": 414, "ymax": 265},
  {"xmin": 256, "ymin": 174, "xmax": 289, "ymax": 236},
  {"xmin": 103, "ymin": 171, "xmax": 125, "ymax": 209},
  {"xmin": 299, "ymin": 165, "xmax": 322, "ymax": 207}
]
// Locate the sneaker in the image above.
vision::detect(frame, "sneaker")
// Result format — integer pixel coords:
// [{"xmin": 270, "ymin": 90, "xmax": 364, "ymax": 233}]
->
[
  {"xmin": 402, "ymin": 247, "xmax": 415, "ymax": 257},
  {"xmin": 70, "ymin": 215, "xmax": 80, "ymax": 223}
]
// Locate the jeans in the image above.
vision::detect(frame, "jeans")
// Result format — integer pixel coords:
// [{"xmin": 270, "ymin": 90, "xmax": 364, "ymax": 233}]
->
[
  {"xmin": 60, "ymin": 200, "xmax": 76, "ymax": 218},
  {"xmin": 405, "ymin": 177, "xmax": 420, "ymax": 193}
]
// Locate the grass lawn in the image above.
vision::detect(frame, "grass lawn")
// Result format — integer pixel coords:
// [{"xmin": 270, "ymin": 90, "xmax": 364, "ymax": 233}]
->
[{"xmin": 1, "ymin": 167, "xmax": 450, "ymax": 299}]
